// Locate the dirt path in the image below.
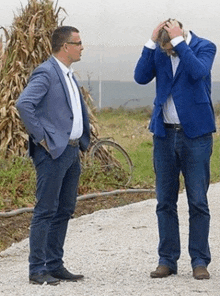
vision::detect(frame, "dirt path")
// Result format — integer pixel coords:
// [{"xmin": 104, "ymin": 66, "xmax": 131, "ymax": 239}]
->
[{"xmin": 0, "ymin": 183, "xmax": 220, "ymax": 296}]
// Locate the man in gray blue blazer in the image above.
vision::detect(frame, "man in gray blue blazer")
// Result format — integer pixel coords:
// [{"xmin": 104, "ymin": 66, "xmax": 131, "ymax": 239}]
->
[
  {"xmin": 16, "ymin": 26, "xmax": 90, "ymax": 285},
  {"xmin": 134, "ymin": 19, "xmax": 216, "ymax": 280}
]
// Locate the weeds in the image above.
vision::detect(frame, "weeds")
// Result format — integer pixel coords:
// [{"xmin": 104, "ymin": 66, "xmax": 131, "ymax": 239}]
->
[
  {"xmin": 0, "ymin": 108, "xmax": 219, "ymax": 211},
  {"xmin": 0, "ymin": 155, "xmax": 36, "ymax": 210}
]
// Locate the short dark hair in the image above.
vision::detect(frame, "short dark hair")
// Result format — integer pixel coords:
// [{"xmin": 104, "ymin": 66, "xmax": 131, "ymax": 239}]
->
[
  {"xmin": 52, "ymin": 26, "xmax": 79, "ymax": 53},
  {"xmin": 157, "ymin": 19, "xmax": 183, "ymax": 47}
]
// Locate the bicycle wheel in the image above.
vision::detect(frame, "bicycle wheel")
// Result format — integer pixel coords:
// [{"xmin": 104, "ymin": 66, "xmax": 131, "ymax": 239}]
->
[{"xmin": 90, "ymin": 140, "xmax": 133, "ymax": 188}]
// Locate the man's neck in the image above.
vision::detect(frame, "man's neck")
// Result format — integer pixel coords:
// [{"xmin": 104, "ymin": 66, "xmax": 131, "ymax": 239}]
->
[{"xmin": 53, "ymin": 53, "xmax": 71, "ymax": 68}]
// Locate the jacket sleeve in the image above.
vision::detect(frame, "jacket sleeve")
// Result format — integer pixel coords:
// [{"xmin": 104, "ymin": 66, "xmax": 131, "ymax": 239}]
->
[
  {"xmin": 134, "ymin": 46, "xmax": 156, "ymax": 85},
  {"xmin": 16, "ymin": 67, "xmax": 51, "ymax": 144},
  {"xmin": 175, "ymin": 40, "xmax": 216, "ymax": 81}
]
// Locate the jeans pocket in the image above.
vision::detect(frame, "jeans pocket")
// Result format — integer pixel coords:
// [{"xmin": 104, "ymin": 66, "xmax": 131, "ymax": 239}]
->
[{"xmin": 33, "ymin": 145, "xmax": 51, "ymax": 167}]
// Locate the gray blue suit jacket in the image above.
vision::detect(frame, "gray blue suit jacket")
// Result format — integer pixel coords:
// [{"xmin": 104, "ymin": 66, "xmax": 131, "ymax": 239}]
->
[{"xmin": 16, "ymin": 56, "xmax": 90, "ymax": 159}]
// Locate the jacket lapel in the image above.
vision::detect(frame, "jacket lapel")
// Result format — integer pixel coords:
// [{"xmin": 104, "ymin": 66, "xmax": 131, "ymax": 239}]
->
[
  {"xmin": 173, "ymin": 31, "xmax": 198, "ymax": 82},
  {"xmin": 164, "ymin": 55, "xmax": 173, "ymax": 80},
  {"xmin": 49, "ymin": 56, "xmax": 72, "ymax": 109},
  {"xmin": 173, "ymin": 61, "xmax": 183, "ymax": 81},
  {"xmin": 156, "ymin": 48, "xmax": 173, "ymax": 80}
]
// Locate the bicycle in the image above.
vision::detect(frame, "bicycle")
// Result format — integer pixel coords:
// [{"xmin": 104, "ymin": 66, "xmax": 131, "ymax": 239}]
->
[{"xmin": 81, "ymin": 137, "xmax": 133, "ymax": 188}]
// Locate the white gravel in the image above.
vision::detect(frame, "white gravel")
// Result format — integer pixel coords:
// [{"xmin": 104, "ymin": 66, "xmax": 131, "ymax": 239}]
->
[{"xmin": 1, "ymin": 182, "xmax": 220, "ymax": 296}]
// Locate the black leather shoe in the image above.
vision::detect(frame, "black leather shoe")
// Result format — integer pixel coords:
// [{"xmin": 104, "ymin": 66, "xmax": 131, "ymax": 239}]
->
[
  {"xmin": 150, "ymin": 265, "xmax": 176, "ymax": 278},
  {"xmin": 50, "ymin": 266, "xmax": 84, "ymax": 282},
  {"xmin": 29, "ymin": 273, "xmax": 60, "ymax": 285}
]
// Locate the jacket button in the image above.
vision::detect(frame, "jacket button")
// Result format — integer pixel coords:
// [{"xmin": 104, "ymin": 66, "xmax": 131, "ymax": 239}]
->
[
  {"xmin": 67, "ymin": 132, "xmax": 71, "ymax": 135},
  {"xmin": 70, "ymin": 116, "xmax": 73, "ymax": 120}
]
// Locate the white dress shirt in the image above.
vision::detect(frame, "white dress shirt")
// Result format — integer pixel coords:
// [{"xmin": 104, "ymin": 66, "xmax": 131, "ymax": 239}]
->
[
  {"xmin": 53, "ymin": 56, "xmax": 83, "ymax": 140},
  {"xmin": 145, "ymin": 32, "xmax": 192, "ymax": 124}
]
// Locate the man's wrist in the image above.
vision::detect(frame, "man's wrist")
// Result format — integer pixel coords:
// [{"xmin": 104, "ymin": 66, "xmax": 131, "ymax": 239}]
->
[{"xmin": 170, "ymin": 36, "xmax": 184, "ymax": 47}]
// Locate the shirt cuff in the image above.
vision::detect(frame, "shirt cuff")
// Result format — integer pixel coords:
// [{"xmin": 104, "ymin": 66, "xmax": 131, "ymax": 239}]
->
[
  {"xmin": 144, "ymin": 39, "xmax": 156, "ymax": 49},
  {"xmin": 170, "ymin": 36, "xmax": 184, "ymax": 47}
]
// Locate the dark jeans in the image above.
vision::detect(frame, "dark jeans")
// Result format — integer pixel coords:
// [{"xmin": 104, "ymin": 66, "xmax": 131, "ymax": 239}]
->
[
  {"xmin": 29, "ymin": 144, "xmax": 80, "ymax": 276},
  {"xmin": 153, "ymin": 129, "xmax": 212, "ymax": 272}
]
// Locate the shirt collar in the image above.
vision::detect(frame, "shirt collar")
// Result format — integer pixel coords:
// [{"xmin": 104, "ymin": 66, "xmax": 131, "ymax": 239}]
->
[{"xmin": 52, "ymin": 55, "xmax": 73, "ymax": 75}]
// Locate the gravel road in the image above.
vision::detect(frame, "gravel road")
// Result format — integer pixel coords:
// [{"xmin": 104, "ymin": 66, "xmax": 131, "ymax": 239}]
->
[{"xmin": 0, "ymin": 182, "xmax": 220, "ymax": 296}]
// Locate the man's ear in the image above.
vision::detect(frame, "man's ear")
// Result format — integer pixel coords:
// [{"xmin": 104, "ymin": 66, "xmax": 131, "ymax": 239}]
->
[{"xmin": 63, "ymin": 43, "xmax": 69, "ymax": 52}]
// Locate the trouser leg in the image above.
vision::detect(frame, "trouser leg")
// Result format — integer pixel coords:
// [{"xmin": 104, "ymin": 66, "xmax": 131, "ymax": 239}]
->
[
  {"xmin": 153, "ymin": 131, "xmax": 181, "ymax": 272},
  {"xmin": 180, "ymin": 133, "xmax": 212, "ymax": 268},
  {"xmin": 46, "ymin": 148, "xmax": 81, "ymax": 271},
  {"xmin": 29, "ymin": 145, "xmax": 80, "ymax": 275}
]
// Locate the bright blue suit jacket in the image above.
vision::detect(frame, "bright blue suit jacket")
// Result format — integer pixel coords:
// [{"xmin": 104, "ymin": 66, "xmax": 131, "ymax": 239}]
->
[
  {"xmin": 134, "ymin": 32, "xmax": 216, "ymax": 138},
  {"xmin": 16, "ymin": 56, "xmax": 90, "ymax": 159}
]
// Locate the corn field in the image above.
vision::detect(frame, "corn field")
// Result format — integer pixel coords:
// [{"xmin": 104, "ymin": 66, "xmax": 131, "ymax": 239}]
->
[{"xmin": 0, "ymin": 0, "xmax": 65, "ymax": 157}]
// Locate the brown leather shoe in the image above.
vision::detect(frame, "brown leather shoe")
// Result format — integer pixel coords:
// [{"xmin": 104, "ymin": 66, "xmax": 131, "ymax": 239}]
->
[
  {"xmin": 150, "ymin": 265, "xmax": 176, "ymax": 278},
  {"xmin": 193, "ymin": 266, "xmax": 210, "ymax": 280}
]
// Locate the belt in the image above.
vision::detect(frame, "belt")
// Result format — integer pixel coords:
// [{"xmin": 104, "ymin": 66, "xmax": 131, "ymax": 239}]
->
[
  {"xmin": 164, "ymin": 123, "xmax": 182, "ymax": 130},
  {"xmin": 68, "ymin": 139, "xmax": 79, "ymax": 147}
]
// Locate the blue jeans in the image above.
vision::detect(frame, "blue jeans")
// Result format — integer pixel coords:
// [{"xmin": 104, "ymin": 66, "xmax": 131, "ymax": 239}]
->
[
  {"xmin": 29, "ymin": 144, "xmax": 81, "ymax": 276},
  {"xmin": 153, "ymin": 128, "xmax": 212, "ymax": 272}
]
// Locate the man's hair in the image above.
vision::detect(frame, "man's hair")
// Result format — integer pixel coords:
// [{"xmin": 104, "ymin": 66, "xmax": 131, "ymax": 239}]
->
[
  {"xmin": 157, "ymin": 19, "xmax": 183, "ymax": 47},
  {"xmin": 52, "ymin": 26, "xmax": 79, "ymax": 53}
]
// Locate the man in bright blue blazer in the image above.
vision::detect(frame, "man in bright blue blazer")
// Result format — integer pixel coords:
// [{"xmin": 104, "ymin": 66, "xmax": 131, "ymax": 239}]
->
[
  {"xmin": 16, "ymin": 26, "xmax": 90, "ymax": 285},
  {"xmin": 134, "ymin": 19, "xmax": 216, "ymax": 280}
]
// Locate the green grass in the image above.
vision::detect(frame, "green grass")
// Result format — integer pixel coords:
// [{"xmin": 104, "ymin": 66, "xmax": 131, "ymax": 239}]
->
[
  {"xmin": 129, "ymin": 141, "xmax": 155, "ymax": 187},
  {"xmin": 0, "ymin": 156, "xmax": 36, "ymax": 210},
  {"xmin": 211, "ymin": 136, "xmax": 220, "ymax": 183},
  {"xmin": 96, "ymin": 106, "xmax": 152, "ymax": 122},
  {"xmin": 0, "ymin": 108, "xmax": 219, "ymax": 210}
]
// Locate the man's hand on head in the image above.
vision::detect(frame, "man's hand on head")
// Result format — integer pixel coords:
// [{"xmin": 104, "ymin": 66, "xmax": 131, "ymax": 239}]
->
[
  {"xmin": 151, "ymin": 21, "xmax": 167, "ymax": 42},
  {"xmin": 164, "ymin": 20, "xmax": 183, "ymax": 40}
]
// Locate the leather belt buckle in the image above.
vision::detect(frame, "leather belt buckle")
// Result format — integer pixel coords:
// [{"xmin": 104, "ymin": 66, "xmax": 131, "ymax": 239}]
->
[
  {"xmin": 164, "ymin": 123, "xmax": 182, "ymax": 130},
  {"xmin": 175, "ymin": 125, "xmax": 182, "ymax": 131},
  {"xmin": 68, "ymin": 139, "xmax": 79, "ymax": 147}
]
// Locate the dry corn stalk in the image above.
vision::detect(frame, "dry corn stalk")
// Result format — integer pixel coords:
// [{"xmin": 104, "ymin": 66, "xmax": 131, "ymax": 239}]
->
[
  {"xmin": 0, "ymin": 0, "xmax": 64, "ymax": 157},
  {"xmin": 0, "ymin": 0, "xmax": 101, "ymax": 160}
]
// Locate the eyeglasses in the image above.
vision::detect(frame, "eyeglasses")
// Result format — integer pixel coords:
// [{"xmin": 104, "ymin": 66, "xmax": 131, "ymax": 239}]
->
[{"xmin": 66, "ymin": 41, "xmax": 82, "ymax": 46}]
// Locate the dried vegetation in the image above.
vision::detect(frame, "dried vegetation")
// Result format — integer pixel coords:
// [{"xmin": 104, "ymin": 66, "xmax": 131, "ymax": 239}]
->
[
  {"xmin": 0, "ymin": 0, "xmax": 102, "ymax": 162},
  {"xmin": 0, "ymin": 0, "xmax": 65, "ymax": 157}
]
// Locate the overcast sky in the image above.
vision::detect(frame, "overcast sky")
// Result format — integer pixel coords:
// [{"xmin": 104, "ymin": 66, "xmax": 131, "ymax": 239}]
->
[{"xmin": 1, "ymin": 0, "xmax": 220, "ymax": 81}]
